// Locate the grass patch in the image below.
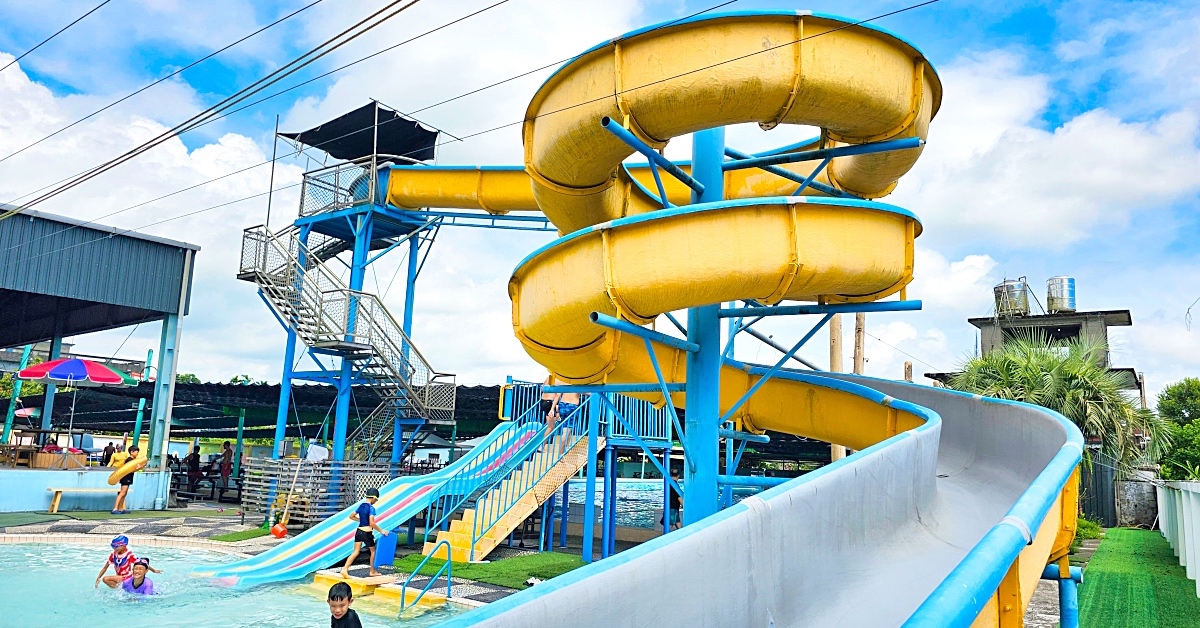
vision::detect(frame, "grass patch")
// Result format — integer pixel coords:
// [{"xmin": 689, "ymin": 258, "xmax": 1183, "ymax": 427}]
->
[
  {"xmin": 0, "ymin": 512, "xmax": 66, "ymax": 527},
  {"xmin": 210, "ymin": 527, "xmax": 271, "ymax": 542},
  {"xmin": 394, "ymin": 551, "xmax": 584, "ymax": 590},
  {"xmin": 1077, "ymin": 516, "xmax": 1103, "ymax": 540},
  {"xmin": 1079, "ymin": 528, "xmax": 1200, "ymax": 628}
]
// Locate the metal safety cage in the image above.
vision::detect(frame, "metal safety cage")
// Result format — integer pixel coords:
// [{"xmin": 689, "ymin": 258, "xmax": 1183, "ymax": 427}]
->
[
  {"xmin": 297, "ymin": 156, "xmax": 382, "ymax": 217},
  {"xmin": 241, "ymin": 458, "xmax": 395, "ymax": 529}
]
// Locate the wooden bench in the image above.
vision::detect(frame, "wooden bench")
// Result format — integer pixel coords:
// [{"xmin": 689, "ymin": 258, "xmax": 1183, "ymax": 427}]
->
[{"xmin": 47, "ymin": 487, "xmax": 119, "ymax": 513}]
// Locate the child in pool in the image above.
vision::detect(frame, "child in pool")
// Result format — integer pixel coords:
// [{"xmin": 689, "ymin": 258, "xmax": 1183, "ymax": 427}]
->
[
  {"xmin": 327, "ymin": 582, "xmax": 362, "ymax": 628},
  {"xmin": 121, "ymin": 558, "xmax": 157, "ymax": 595},
  {"xmin": 96, "ymin": 535, "xmax": 136, "ymax": 588}
]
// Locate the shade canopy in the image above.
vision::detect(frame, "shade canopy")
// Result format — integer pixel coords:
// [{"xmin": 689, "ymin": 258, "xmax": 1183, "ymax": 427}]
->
[
  {"xmin": 18, "ymin": 358, "xmax": 137, "ymax": 388},
  {"xmin": 280, "ymin": 102, "xmax": 438, "ymax": 163}
]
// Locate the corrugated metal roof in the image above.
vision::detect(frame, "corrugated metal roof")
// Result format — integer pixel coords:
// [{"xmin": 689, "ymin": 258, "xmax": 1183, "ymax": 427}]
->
[{"xmin": 0, "ymin": 207, "xmax": 199, "ymax": 314}]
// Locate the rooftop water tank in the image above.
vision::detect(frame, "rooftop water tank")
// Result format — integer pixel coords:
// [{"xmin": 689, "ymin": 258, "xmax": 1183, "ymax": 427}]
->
[
  {"xmin": 994, "ymin": 279, "xmax": 1030, "ymax": 317},
  {"xmin": 1047, "ymin": 276, "xmax": 1076, "ymax": 313}
]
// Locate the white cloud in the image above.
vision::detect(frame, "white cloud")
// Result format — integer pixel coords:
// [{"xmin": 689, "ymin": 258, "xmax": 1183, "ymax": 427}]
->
[{"xmin": 893, "ymin": 51, "xmax": 1200, "ymax": 250}]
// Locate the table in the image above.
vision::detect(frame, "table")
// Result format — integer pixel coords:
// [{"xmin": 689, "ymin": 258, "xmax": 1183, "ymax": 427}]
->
[{"xmin": 0, "ymin": 444, "xmax": 37, "ymax": 468}]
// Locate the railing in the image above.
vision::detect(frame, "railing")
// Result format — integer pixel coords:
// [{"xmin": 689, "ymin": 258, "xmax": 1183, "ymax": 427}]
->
[
  {"xmin": 241, "ymin": 458, "xmax": 396, "ymax": 529},
  {"xmin": 499, "ymin": 380, "xmax": 543, "ymax": 420},
  {"xmin": 420, "ymin": 410, "xmax": 545, "ymax": 541},
  {"xmin": 606, "ymin": 393, "xmax": 671, "ymax": 441},
  {"xmin": 237, "ymin": 226, "xmax": 455, "ymax": 430},
  {"xmin": 469, "ymin": 399, "xmax": 594, "ymax": 560},
  {"xmin": 1158, "ymin": 481, "xmax": 1200, "ymax": 599},
  {"xmin": 400, "ymin": 540, "xmax": 453, "ymax": 610},
  {"xmin": 298, "ymin": 156, "xmax": 379, "ymax": 217}
]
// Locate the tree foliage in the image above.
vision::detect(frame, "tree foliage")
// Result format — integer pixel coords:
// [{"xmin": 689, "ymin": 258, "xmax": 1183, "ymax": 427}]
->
[
  {"xmin": 949, "ymin": 333, "xmax": 1170, "ymax": 468},
  {"xmin": 228, "ymin": 374, "xmax": 266, "ymax": 385},
  {"xmin": 1160, "ymin": 421, "xmax": 1200, "ymax": 481},
  {"xmin": 1157, "ymin": 377, "xmax": 1200, "ymax": 427},
  {"xmin": 175, "ymin": 373, "xmax": 201, "ymax": 384}
]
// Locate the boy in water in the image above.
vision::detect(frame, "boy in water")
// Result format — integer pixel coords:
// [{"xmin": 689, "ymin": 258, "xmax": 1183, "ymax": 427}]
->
[
  {"xmin": 121, "ymin": 558, "xmax": 159, "ymax": 595},
  {"xmin": 95, "ymin": 535, "xmax": 136, "ymax": 588},
  {"xmin": 327, "ymin": 582, "xmax": 363, "ymax": 628},
  {"xmin": 339, "ymin": 488, "xmax": 388, "ymax": 579}
]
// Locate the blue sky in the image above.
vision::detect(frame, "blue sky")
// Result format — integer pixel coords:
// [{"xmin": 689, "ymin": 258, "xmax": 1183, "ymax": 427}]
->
[{"xmin": 0, "ymin": 0, "xmax": 1197, "ymax": 401}]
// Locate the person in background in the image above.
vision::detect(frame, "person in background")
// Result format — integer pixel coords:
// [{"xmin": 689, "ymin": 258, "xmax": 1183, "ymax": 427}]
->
[
  {"xmin": 120, "ymin": 558, "xmax": 161, "ymax": 595},
  {"xmin": 327, "ymin": 582, "xmax": 363, "ymax": 628},
  {"xmin": 111, "ymin": 445, "xmax": 140, "ymax": 514},
  {"xmin": 102, "ymin": 442, "xmax": 115, "ymax": 466},
  {"xmin": 540, "ymin": 374, "xmax": 582, "ymax": 432},
  {"xmin": 668, "ymin": 468, "xmax": 684, "ymax": 531},
  {"xmin": 219, "ymin": 441, "xmax": 234, "ymax": 488},
  {"xmin": 339, "ymin": 488, "xmax": 388, "ymax": 579},
  {"xmin": 184, "ymin": 446, "xmax": 202, "ymax": 492}
]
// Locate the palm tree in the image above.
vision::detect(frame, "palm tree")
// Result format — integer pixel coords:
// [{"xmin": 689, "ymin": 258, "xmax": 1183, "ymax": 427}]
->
[{"xmin": 949, "ymin": 332, "xmax": 1169, "ymax": 470}]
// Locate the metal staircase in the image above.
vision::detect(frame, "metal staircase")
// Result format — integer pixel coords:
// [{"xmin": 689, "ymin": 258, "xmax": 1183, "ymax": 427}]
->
[
  {"xmin": 237, "ymin": 225, "xmax": 455, "ymax": 460},
  {"xmin": 424, "ymin": 403, "xmax": 600, "ymax": 562}
]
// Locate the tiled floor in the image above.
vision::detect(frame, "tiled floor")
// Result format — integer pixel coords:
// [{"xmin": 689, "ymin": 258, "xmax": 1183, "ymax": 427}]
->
[
  {"xmin": 343, "ymin": 564, "xmax": 519, "ymax": 605},
  {"xmin": 3, "ymin": 516, "xmax": 257, "ymax": 539}
]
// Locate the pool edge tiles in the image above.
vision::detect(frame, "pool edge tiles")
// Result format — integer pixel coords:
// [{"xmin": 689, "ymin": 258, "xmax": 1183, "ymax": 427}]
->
[{"xmin": 0, "ymin": 532, "xmax": 256, "ymax": 557}]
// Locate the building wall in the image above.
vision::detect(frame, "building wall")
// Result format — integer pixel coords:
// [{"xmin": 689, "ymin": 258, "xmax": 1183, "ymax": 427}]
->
[{"xmin": 0, "ymin": 469, "xmax": 168, "ymax": 512}]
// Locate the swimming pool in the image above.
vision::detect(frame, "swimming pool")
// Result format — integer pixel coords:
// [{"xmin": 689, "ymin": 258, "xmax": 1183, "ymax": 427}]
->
[
  {"xmin": 566, "ymin": 478, "xmax": 761, "ymax": 527},
  {"xmin": 0, "ymin": 543, "xmax": 460, "ymax": 627}
]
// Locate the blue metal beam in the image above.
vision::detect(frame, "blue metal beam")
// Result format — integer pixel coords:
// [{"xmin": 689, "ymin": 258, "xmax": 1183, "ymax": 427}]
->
[
  {"xmin": 718, "ymin": 428, "xmax": 770, "ymax": 444},
  {"xmin": 601, "ymin": 117, "xmax": 704, "ymax": 194},
  {"xmin": 720, "ymin": 313, "xmax": 833, "ymax": 424},
  {"xmin": 717, "ymin": 474, "xmax": 791, "ymax": 488},
  {"xmin": 663, "ymin": 311, "xmax": 687, "ymax": 336},
  {"xmin": 722, "ymin": 137, "xmax": 923, "ymax": 172},
  {"xmin": 722, "ymin": 146, "xmax": 854, "ymax": 199},
  {"xmin": 590, "ymin": 312, "xmax": 699, "ymax": 353},
  {"xmin": 601, "ymin": 395, "xmax": 683, "ymax": 496},
  {"xmin": 720, "ymin": 300, "xmax": 923, "ymax": 318},
  {"xmin": 642, "ymin": 337, "xmax": 691, "ymax": 467}
]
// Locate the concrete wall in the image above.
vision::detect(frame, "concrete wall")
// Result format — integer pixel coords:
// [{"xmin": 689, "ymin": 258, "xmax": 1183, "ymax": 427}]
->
[
  {"xmin": 0, "ymin": 469, "xmax": 168, "ymax": 512},
  {"xmin": 1116, "ymin": 481, "xmax": 1158, "ymax": 528}
]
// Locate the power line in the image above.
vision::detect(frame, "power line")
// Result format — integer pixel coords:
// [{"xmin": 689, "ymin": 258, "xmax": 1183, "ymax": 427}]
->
[
  {"xmin": 0, "ymin": 0, "xmax": 743, "ymax": 255},
  {"xmin": 0, "ymin": 0, "xmax": 328, "ymax": 165},
  {"xmin": 0, "ymin": 0, "xmax": 115, "ymax": 74},
  {"xmin": 0, "ymin": 0, "xmax": 426, "ymax": 221},
  {"xmin": 863, "ymin": 331, "xmax": 946, "ymax": 373},
  {"xmin": 7, "ymin": 0, "xmax": 944, "ymax": 264}
]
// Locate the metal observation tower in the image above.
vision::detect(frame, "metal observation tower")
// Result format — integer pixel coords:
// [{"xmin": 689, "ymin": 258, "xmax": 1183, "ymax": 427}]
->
[{"xmin": 237, "ymin": 102, "xmax": 555, "ymax": 464}]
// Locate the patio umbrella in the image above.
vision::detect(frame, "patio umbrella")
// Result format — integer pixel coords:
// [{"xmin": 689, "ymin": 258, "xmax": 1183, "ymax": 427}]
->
[{"xmin": 18, "ymin": 358, "xmax": 137, "ymax": 455}]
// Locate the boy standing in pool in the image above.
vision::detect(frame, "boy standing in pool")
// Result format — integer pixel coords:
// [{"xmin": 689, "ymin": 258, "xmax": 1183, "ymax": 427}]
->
[
  {"xmin": 340, "ymin": 488, "xmax": 388, "ymax": 579},
  {"xmin": 327, "ymin": 582, "xmax": 363, "ymax": 628},
  {"xmin": 95, "ymin": 535, "xmax": 136, "ymax": 588}
]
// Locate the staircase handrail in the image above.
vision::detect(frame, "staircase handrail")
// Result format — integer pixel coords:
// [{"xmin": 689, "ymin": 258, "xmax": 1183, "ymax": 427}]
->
[
  {"xmin": 468, "ymin": 400, "xmax": 593, "ymax": 560},
  {"xmin": 400, "ymin": 539, "xmax": 453, "ymax": 610}
]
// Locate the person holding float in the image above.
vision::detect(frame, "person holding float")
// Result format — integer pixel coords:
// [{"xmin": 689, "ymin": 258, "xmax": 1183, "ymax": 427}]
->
[{"xmin": 108, "ymin": 445, "xmax": 147, "ymax": 515}]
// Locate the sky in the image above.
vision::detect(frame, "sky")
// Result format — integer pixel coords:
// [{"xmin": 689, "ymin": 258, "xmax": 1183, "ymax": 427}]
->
[{"xmin": 0, "ymin": 0, "xmax": 1197, "ymax": 404}]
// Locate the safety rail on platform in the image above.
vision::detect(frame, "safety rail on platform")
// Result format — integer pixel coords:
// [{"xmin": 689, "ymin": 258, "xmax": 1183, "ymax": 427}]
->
[
  {"xmin": 241, "ymin": 458, "xmax": 395, "ymax": 529},
  {"xmin": 468, "ymin": 400, "xmax": 594, "ymax": 561},
  {"xmin": 400, "ymin": 540, "xmax": 454, "ymax": 610},
  {"xmin": 499, "ymin": 379, "xmax": 543, "ymax": 421},
  {"xmin": 1158, "ymin": 481, "xmax": 1200, "ymax": 599},
  {"xmin": 605, "ymin": 393, "xmax": 671, "ymax": 442},
  {"xmin": 298, "ymin": 156, "xmax": 379, "ymax": 217}
]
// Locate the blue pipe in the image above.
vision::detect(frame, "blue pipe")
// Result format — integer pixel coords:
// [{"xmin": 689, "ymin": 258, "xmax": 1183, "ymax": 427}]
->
[
  {"xmin": 1041, "ymin": 565, "xmax": 1081, "ymax": 628},
  {"xmin": 720, "ymin": 300, "xmax": 923, "ymax": 318},
  {"xmin": 720, "ymin": 313, "xmax": 832, "ymax": 423},
  {"xmin": 722, "ymin": 137, "xmax": 923, "ymax": 171},
  {"xmin": 723, "ymin": 146, "xmax": 854, "ymax": 199},
  {"xmin": 718, "ymin": 428, "xmax": 770, "ymax": 443},
  {"xmin": 591, "ymin": 312, "xmax": 699, "ymax": 353},
  {"xmin": 544, "ymin": 383, "xmax": 685, "ymax": 394},
  {"xmin": 601, "ymin": 117, "xmax": 704, "ymax": 193},
  {"xmin": 717, "ymin": 475, "xmax": 790, "ymax": 488}
]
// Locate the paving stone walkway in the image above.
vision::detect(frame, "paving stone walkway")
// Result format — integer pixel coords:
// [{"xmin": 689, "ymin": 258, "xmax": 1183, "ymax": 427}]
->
[
  {"xmin": 3, "ymin": 516, "xmax": 258, "ymax": 539},
  {"xmin": 343, "ymin": 563, "xmax": 519, "ymax": 605}
]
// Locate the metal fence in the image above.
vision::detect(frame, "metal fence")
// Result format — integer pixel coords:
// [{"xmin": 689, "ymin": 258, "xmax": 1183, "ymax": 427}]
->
[
  {"xmin": 1080, "ymin": 448, "xmax": 1117, "ymax": 527},
  {"xmin": 242, "ymin": 458, "xmax": 397, "ymax": 529},
  {"xmin": 1157, "ymin": 481, "xmax": 1200, "ymax": 599},
  {"xmin": 298, "ymin": 157, "xmax": 378, "ymax": 217}
]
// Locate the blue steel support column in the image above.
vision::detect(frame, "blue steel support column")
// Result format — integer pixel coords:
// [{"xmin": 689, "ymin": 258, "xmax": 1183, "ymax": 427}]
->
[
  {"xmin": 402, "ymin": 231, "xmax": 419, "ymax": 337},
  {"xmin": 607, "ymin": 447, "xmax": 618, "ymax": 555},
  {"xmin": 559, "ymin": 481, "xmax": 569, "ymax": 548},
  {"xmin": 721, "ymin": 430, "xmax": 734, "ymax": 508},
  {"xmin": 131, "ymin": 398, "xmax": 146, "ymax": 449},
  {"xmin": 149, "ymin": 313, "xmax": 180, "ymax": 462},
  {"xmin": 3, "ymin": 344, "xmax": 32, "ymax": 444},
  {"xmin": 582, "ymin": 396, "xmax": 600, "ymax": 563},
  {"xmin": 333, "ymin": 215, "xmax": 373, "ymax": 461},
  {"xmin": 390, "ymin": 417, "xmax": 404, "ymax": 477},
  {"xmin": 682, "ymin": 126, "xmax": 725, "ymax": 525},
  {"xmin": 601, "ymin": 445, "xmax": 614, "ymax": 559},
  {"xmin": 662, "ymin": 448, "xmax": 671, "ymax": 534},
  {"xmin": 273, "ymin": 330, "xmax": 297, "ymax": 458}
]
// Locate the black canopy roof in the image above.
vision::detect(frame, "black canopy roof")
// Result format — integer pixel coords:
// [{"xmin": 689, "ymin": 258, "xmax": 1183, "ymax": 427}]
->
[{"xmin": 280, "ymin": 102, "xmax": 438, "ymax": 163}]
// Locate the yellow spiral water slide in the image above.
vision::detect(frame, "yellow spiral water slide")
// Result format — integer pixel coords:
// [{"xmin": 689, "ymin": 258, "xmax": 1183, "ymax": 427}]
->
[{"xmin": 384, "ymin": 11, "xmax": 1080, "ymax": 627}]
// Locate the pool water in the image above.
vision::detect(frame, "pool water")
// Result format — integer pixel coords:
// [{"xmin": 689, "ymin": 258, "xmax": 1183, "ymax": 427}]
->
[
  {"xmin": 0, "ymin": 544, "xmax": 461, "ymax": 627},
  {"xmin": 566, "ymin": 479, "xmax": 761, "ymax": 527}
]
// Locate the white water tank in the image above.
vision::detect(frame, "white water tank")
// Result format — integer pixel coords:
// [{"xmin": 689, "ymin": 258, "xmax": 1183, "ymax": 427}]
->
[
  {"xmin": 1047, "ymin": 276, "xmax": 1076, "ymax": 313},
  {"xmin": 994, "ymin": 279, "xmax": 1029, "ymax": 316}
]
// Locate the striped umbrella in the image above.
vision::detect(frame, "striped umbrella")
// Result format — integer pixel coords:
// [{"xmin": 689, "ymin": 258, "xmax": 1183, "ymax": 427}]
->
[{"xmin": 18, "ymin": 358, "xmax": 138, "ymax": 387}]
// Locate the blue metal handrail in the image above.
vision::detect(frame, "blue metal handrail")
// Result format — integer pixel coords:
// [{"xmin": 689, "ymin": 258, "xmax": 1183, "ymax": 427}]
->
[
  {"xmin": 468, "ymin": 400, "xmax": 593, "ymax": 560},
  {"xmin": 400, "ymin": 539, "xmax": 453, "ymax": 610}
]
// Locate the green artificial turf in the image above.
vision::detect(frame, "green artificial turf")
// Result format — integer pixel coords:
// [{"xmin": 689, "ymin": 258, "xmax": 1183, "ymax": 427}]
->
[
  {"xmin": 62, "ymin": 508, "xmax": 240, "ymax": 520},
  {"xmin": 394, "ymin": 551, "xmax": 585, "ymax": 590},
  {"xmin": 210, "ymin": 527, "xmax": 271, "ymax": 542},
  {"xmin": 1080, "ymin": 528, "xmax": 1200, "ymax": 628},
  {"xmin": 0, "ymin": 512, "xmax": 66, "ymax": 527}
]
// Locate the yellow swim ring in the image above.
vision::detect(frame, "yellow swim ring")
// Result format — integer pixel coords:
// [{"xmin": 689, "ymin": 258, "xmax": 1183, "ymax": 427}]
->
[{"xmin": 108, "ymin": 455, "xmax": 149, "ymax": 485}]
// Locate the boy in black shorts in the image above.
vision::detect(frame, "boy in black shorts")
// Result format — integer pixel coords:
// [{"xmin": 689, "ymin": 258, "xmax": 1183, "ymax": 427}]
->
[
  {"xmin": 327, "ymin": 582, "xmax": 363, "ymax": 628},
  {"xmin": 111, "ymin": 445, "xmax": 141, "ymax": 514},
  {"xmin": 340, "ymin": 488, "xmax": 388, "ymax": 579}
]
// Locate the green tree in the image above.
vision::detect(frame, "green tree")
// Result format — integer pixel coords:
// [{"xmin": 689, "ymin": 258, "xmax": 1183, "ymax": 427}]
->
[
  {"xmin": 949, "ymin": 333, "xmax": 1170, "ymax": 469},
  {"xmin": 1157, "ymin": 377, "xmax": 1200, "ymax": 426},
  {"xmin": 0, "ymin": 372, "xmax": 45, "ymax": 399},
  {"xmin": 1160, "ymin": 421, "xmax": 1200, "ymax": 480},
  {"xmin": 229, "ymin": 374, "xmax": 266, "ymax": 385},
  {"xmin": 176, "ymin": 373, "xmax": 201, "ymax": 384}
]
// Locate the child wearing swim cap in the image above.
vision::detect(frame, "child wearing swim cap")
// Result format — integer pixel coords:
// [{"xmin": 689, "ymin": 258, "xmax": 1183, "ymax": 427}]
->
[
  {"xmin": 120, "ymin": 558, "xmax": 159, "ymax": 596},
  {"xmin": 96, "ymin": 535, "xmax": 136, "ymax": 588}
]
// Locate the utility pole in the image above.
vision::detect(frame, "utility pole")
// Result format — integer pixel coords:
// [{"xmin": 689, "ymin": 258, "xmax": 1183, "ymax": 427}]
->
[
  {"xmin": 829, "ymin": 314, "xmax": 846, "ymax": 462},
  {"xmin": 904, "ymin": 361, "xmax": 913, "ymax": 382},
  {"xmin": 853, "ymin": 313, "xmax": 866, "ymax": 375}
]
